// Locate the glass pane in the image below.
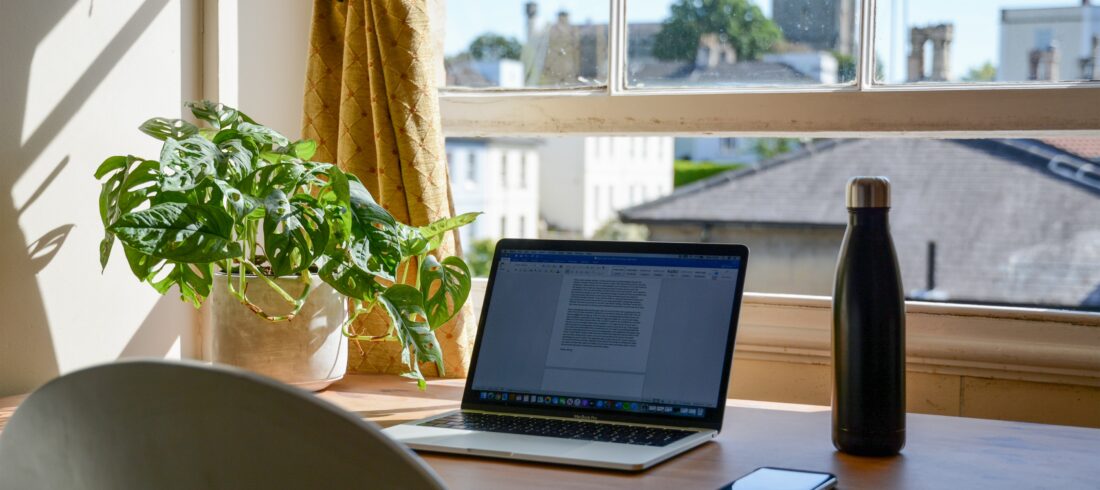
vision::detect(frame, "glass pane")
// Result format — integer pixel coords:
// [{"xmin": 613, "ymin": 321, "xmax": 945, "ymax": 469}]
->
[
  {"xmin": 875, "ymin": 0, "xmax": 1100, "ymax": 84},
  {"xmin": 443, "ymin": 0, "xmax": 610, "ymax": 89},
  {"xmin": 448, "ymin": 135, "xmax": 1100, "ymax": 312},
  {"xmin": 626, "ymin": 1, "xmax": 860, "ymax": 88}
]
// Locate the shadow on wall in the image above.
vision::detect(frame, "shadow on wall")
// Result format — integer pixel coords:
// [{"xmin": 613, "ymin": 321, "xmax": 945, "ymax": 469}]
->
[
  {"xmin": 119, "ymin": 294, "xmax": 195, "ymax": 360},
  {"xmin": 0, "ymin": 0, "xmax": 171, "ymax": 396}
]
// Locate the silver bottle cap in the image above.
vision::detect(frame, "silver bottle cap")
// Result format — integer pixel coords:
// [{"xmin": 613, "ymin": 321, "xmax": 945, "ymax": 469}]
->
[{"xmin": 846, "ymin": 176, "xmax": 891, "ymax": 208}]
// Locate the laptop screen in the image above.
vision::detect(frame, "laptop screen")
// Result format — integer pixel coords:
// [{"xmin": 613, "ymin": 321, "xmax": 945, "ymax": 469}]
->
[{"xmin": 466, "ymin": 241, "xmax": 745, "ymax": 426}]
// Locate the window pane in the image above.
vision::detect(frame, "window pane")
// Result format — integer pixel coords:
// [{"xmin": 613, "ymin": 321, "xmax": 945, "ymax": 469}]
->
[
  {"xmin": 448, "ymin": 135, "xmax": 1100, "ymax": 312},
  {"xmin": 875, "ymin": 0, "xmax": 1100, "ymax": 84},
  {"xmin": 443, "ymin": 0, "xmax": 609, "ymax": 89},
  {"xmin": 626, "ymin": 0, "xmax": 860, "ymax": 88}
]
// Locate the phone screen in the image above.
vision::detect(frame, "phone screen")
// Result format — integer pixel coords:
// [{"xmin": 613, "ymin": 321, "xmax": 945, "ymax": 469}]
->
[{"xmin": 720, "ymin": 467, "xmax": 837, "ymax": 490}]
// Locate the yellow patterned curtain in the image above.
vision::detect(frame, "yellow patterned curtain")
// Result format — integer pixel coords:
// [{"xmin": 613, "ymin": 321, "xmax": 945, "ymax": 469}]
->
[{"xmin": 302, "ymin": 0, "xmax": 474, "ymax": 377}]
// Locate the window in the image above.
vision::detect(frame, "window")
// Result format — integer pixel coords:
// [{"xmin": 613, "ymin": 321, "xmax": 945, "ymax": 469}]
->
[
  {"xmin": 442, "ymin": 1, "xmax": 1100, "ymax": 315},
  {"xmin": 500, "ymin": 154, "xmax": 509, "ymax": 188},
  {"xmin": 520, "ymin": 153, "xmax": 529, "ymax": 188},
  {"xmin": 467, "ymin": 151, "xmax": 477, "ymax": 182}
]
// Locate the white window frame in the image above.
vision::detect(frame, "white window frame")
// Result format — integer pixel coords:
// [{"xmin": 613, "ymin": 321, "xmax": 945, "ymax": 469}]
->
[
  {"xmin": 440, "ymin": 0, "xmax": 1100, "ymax": 137},
  {"xmin": 442, "ymin": 0, "xmax": 1100, "ymax": 386}
]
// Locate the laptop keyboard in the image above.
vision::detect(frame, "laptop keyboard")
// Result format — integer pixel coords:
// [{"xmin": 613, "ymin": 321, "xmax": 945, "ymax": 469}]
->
[{"xmin": 419, "ymin": 412, "xmax": 696, "ymax": 447}]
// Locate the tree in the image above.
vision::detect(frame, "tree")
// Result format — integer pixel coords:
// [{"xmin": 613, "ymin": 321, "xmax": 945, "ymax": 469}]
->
[
  {"xmin": 468, "ymin": 33, "xmax": 522, "ymax": 61},
  {"xmin": 652, "ymin": 0, "xmax": 782, "ymax": 62},
  {"xmin": 831, "ymin": 51, "xmax": 885, "ymax": 84},
  {"xmin": 753, "ymin": 138, "xmax": 798, "ymax": 160},
  {"xmin": 465, "ymin": 239, "xmax": 497, "ymax": 277},
  {"xmin": 963, "ymin": 61, "xmax": 997, "ymax": 82}
]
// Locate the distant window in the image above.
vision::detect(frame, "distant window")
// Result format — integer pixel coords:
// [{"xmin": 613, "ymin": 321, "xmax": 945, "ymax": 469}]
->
[
  {"xmin": 501, "ymin": 154, "xmax": 509, "ymax": 188},
  {"xmin": 500, "ymin": 215, "xmax": 507, "ymax": 236},
  {"xmin": 466, "ymin": 152, "xmax": 476, "ymax": 181},
  {"xmin": 518, "ymin": 215, "xmax": 526, "ymax": 236},
  {"xmin": 720, "ymin": 138, "xmax": 738, "ymax": 153},
  {"xmin": 520, "ymin": 153, "xmax": 529, "ymax": 188}
]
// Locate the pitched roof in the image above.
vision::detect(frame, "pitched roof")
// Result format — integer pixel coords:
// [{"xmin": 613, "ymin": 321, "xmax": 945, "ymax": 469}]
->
[
  {"xmin": 622, "ymin": 139, "xmax": 1100, "ymax": 308},
  {"xmin": 1040, "ymin": 137, "xmax": 1100, "ymax": 159},
  {"xmin": 628, "ymin": 60, "xmax": 817, "ymax": 87}
]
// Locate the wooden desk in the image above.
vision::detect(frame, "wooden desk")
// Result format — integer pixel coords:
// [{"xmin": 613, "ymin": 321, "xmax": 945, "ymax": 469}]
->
[{"xmin": 4, "ymin": 375, "xmax": 1100, "ymax": 489}]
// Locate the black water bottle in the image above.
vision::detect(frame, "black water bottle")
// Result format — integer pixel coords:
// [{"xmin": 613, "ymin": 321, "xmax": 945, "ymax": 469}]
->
[{"xmin": 832, "ymin": 176, "xmax": 905, "ymax": 456}]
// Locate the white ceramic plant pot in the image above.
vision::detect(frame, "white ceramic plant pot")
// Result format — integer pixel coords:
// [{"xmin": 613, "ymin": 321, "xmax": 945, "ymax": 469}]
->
[{"xmin": 202, "ymin": 274, "xmax": 348, "ymax": 391}]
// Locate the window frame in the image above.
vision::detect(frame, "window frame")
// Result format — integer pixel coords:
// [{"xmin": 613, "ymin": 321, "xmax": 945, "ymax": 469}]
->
[
  {"xmin": 440, "ymin": 0, "xmax": 1100, "ymax": 327},
  {"xmin": 440, "ymin": 0, "xmax": 1100, "ymax": 137}
]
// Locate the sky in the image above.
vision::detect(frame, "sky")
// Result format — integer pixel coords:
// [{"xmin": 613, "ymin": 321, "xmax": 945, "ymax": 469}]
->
[{"xmin": 444, "ymin": 0, "xmax": 1076, "ymax": 82}]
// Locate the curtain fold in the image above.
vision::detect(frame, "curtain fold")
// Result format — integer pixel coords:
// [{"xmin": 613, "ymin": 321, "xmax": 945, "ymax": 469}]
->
[{"xmin": 302, "ymin": 0, "xmax": 474, "ymax": 377}]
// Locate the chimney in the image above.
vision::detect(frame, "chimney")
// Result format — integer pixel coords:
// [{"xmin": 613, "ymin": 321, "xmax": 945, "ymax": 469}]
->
[
  {"xmin": 1029, "ymin": 42, "xmax": 1061, "ymax": 81},
  {"xmin": 557, "ymin": 10, "xmax": 570, "ymax": 26},
  {"xmin": 525, "ymin": 2, "xmax": 537, "ymax": 41},
  {"xmin": 930, "ymin": 24, "xmax": 953, "ymax": 81},
  {"xmin": 908, "ymin": 24, "xmax": 953, "ymax": 81},
  {"xmin": 695, "ymin": 33, "xmax": 736, "ymax": 69},
  {"xmin": 1082, "ymin": 35, "xmax": 1099, "ymax": 80},
  {"xmin": 907, "ymin": 28, "xmax": 926, "ymax": 82}
]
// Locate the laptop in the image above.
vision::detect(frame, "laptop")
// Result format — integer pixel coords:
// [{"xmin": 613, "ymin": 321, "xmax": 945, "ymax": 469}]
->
[{"xmin": 384, "ymin": 239, "xmax": 749, "ymax": 471}]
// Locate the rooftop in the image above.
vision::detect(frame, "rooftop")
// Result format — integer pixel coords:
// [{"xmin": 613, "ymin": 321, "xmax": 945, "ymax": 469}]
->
[{"xmin": 621, "ymin": 139, "xmax": 1100, "ymax": 308}]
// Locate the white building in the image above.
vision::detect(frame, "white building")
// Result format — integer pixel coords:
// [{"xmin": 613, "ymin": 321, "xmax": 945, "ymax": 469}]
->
[
  {"xmin": 539, "ymin": 137, "xmax": 674, "ymax": 237},
  {"xmin": 446, "ymin": 139, "xmax": 540, "ymax": 246},
  {"xmin": 1000, "ymin": 3, "xmax": 1100, "ymax": 81}
]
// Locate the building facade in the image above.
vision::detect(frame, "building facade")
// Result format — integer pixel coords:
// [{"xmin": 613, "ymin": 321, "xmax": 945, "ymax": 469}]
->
[
  {"xmin": 1000, "ymin": 3, "xmax": 1100, "ymax": 81},
  {"xmin": 540, "ymin": 136, "xmax": 674, "ymax": 238},
  {"xmin": 773, "ymin": 0, "xmax": 859, "ymax": 56},
  {"xmin": 446, "ymin": 138, "xmax": 541, "ymax": 246}
]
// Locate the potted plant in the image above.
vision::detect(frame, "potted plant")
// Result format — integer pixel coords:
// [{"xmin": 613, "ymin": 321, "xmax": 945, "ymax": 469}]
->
[{"xmin": 96, "ymin": 101, "xmax": 476, "ymax": 390}]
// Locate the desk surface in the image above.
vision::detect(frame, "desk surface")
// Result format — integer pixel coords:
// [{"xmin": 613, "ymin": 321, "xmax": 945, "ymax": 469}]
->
[{"xmin": 4, "ymin": 374, "xmax": 1100, "ymax": 489}]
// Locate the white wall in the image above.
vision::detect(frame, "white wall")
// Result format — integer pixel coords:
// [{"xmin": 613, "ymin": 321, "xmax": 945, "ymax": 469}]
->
[
  {"xmin": 1000, "ymin": 6, "xmax": 1099, "ymax": 82},
  {"xmin": 537, "ymin": 137, "xmax": 586, "ymax": 232},
  {"xmin": 234, "ymin": 0, "xmax": 311, "ymax": 140},
  {"xmin": 449, "ymin": 140, "xmax": 540, "ymax": 244},
  {"xmin": 0, "ymin": 0, "xmax": 202, "ymax": 396},
  {"xmin": 540, "ymin": 136, "xmax": 673, "ymax": 237}
]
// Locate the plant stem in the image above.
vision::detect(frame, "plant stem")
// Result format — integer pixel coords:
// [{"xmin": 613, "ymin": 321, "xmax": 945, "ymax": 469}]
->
[{"xmin": 238, "ymin": 258, "xmax": 297, "ymax": 303}]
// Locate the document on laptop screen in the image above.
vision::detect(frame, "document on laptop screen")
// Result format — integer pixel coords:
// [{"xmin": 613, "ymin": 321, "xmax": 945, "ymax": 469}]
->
[{"xmin": 471, "ymin": 250, "xmax": 741, "ymax": 408}]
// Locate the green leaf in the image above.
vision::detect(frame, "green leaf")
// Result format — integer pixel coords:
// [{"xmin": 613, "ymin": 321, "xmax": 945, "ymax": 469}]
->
[
  {"xmin": 159, "ymin": 136, "xmax": 220, "ymax": 191},
  {"xmin": 398, "ymin": 224, "xmax": 430, "ymax": 257},
  {"xmin": 347, "ymin": 180, "xmax": 402, "ymax": 278},
  {"xmin": 417, "ymin": 212, "xmax": 481, "ymax": 247},
  {"xmin": 380, "ymin": 284, "xmax": 444, "ymax": 376},
  {"xmin": 148, "ymin": 261, "xmax": 215, "ymax": 308},
  {"xmin": 97, "ymin": 156, "xmax": 159, "ymax": 270},
  {"xmin": 120, "ymin": 246, "xmax": 213, "ymax": 308},
  {"xmin": 139, "ymin": 118, "xmax": 199, "ymax": 141},
  {"xmin": 186, "ymin": 100, "xmax": 241, "ymax": 130},
  {"xmin": 213, "ymin": 179, "xmax": 261, "ymax": 221},
  {"xmin": 109, "ymin": 202, "xmax": 242, "ymax": 263},
  {"xmin": 243, "ymin": 161, "xmax": 307, "ymax": 198},
  {"xmin": 290, "ymin": 139, "xmax": 318, "ymax": 160},
  {"xmin": 216, "ymin": 139, "xmax": 254, "ymax": 185},
  {"xmin": 318, "ymin": 256, "xmax": 384, "ymax": 300},
  {"xmin": 419, "ymin": 255, "xmax": 471, "ymax": 329},
  {"xmin": 94, "ymin": 155, "xmax": 128, "ymax": 180},
  {"xmin": 238, "ymin": 122, "xmax": 290, "ymax": 148},
  {"xmin": 263, "ymin": 193, "xmax": 329, "ymax": 276},
  {"xmin": 326, "ymin": 165, "xmax": 351, "ymax": 205}
]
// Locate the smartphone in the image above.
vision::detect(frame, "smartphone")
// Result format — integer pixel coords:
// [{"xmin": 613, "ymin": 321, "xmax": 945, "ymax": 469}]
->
[{"xmin": 718, "ymin": 467, "xmax": 838, "ymax": 490}]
